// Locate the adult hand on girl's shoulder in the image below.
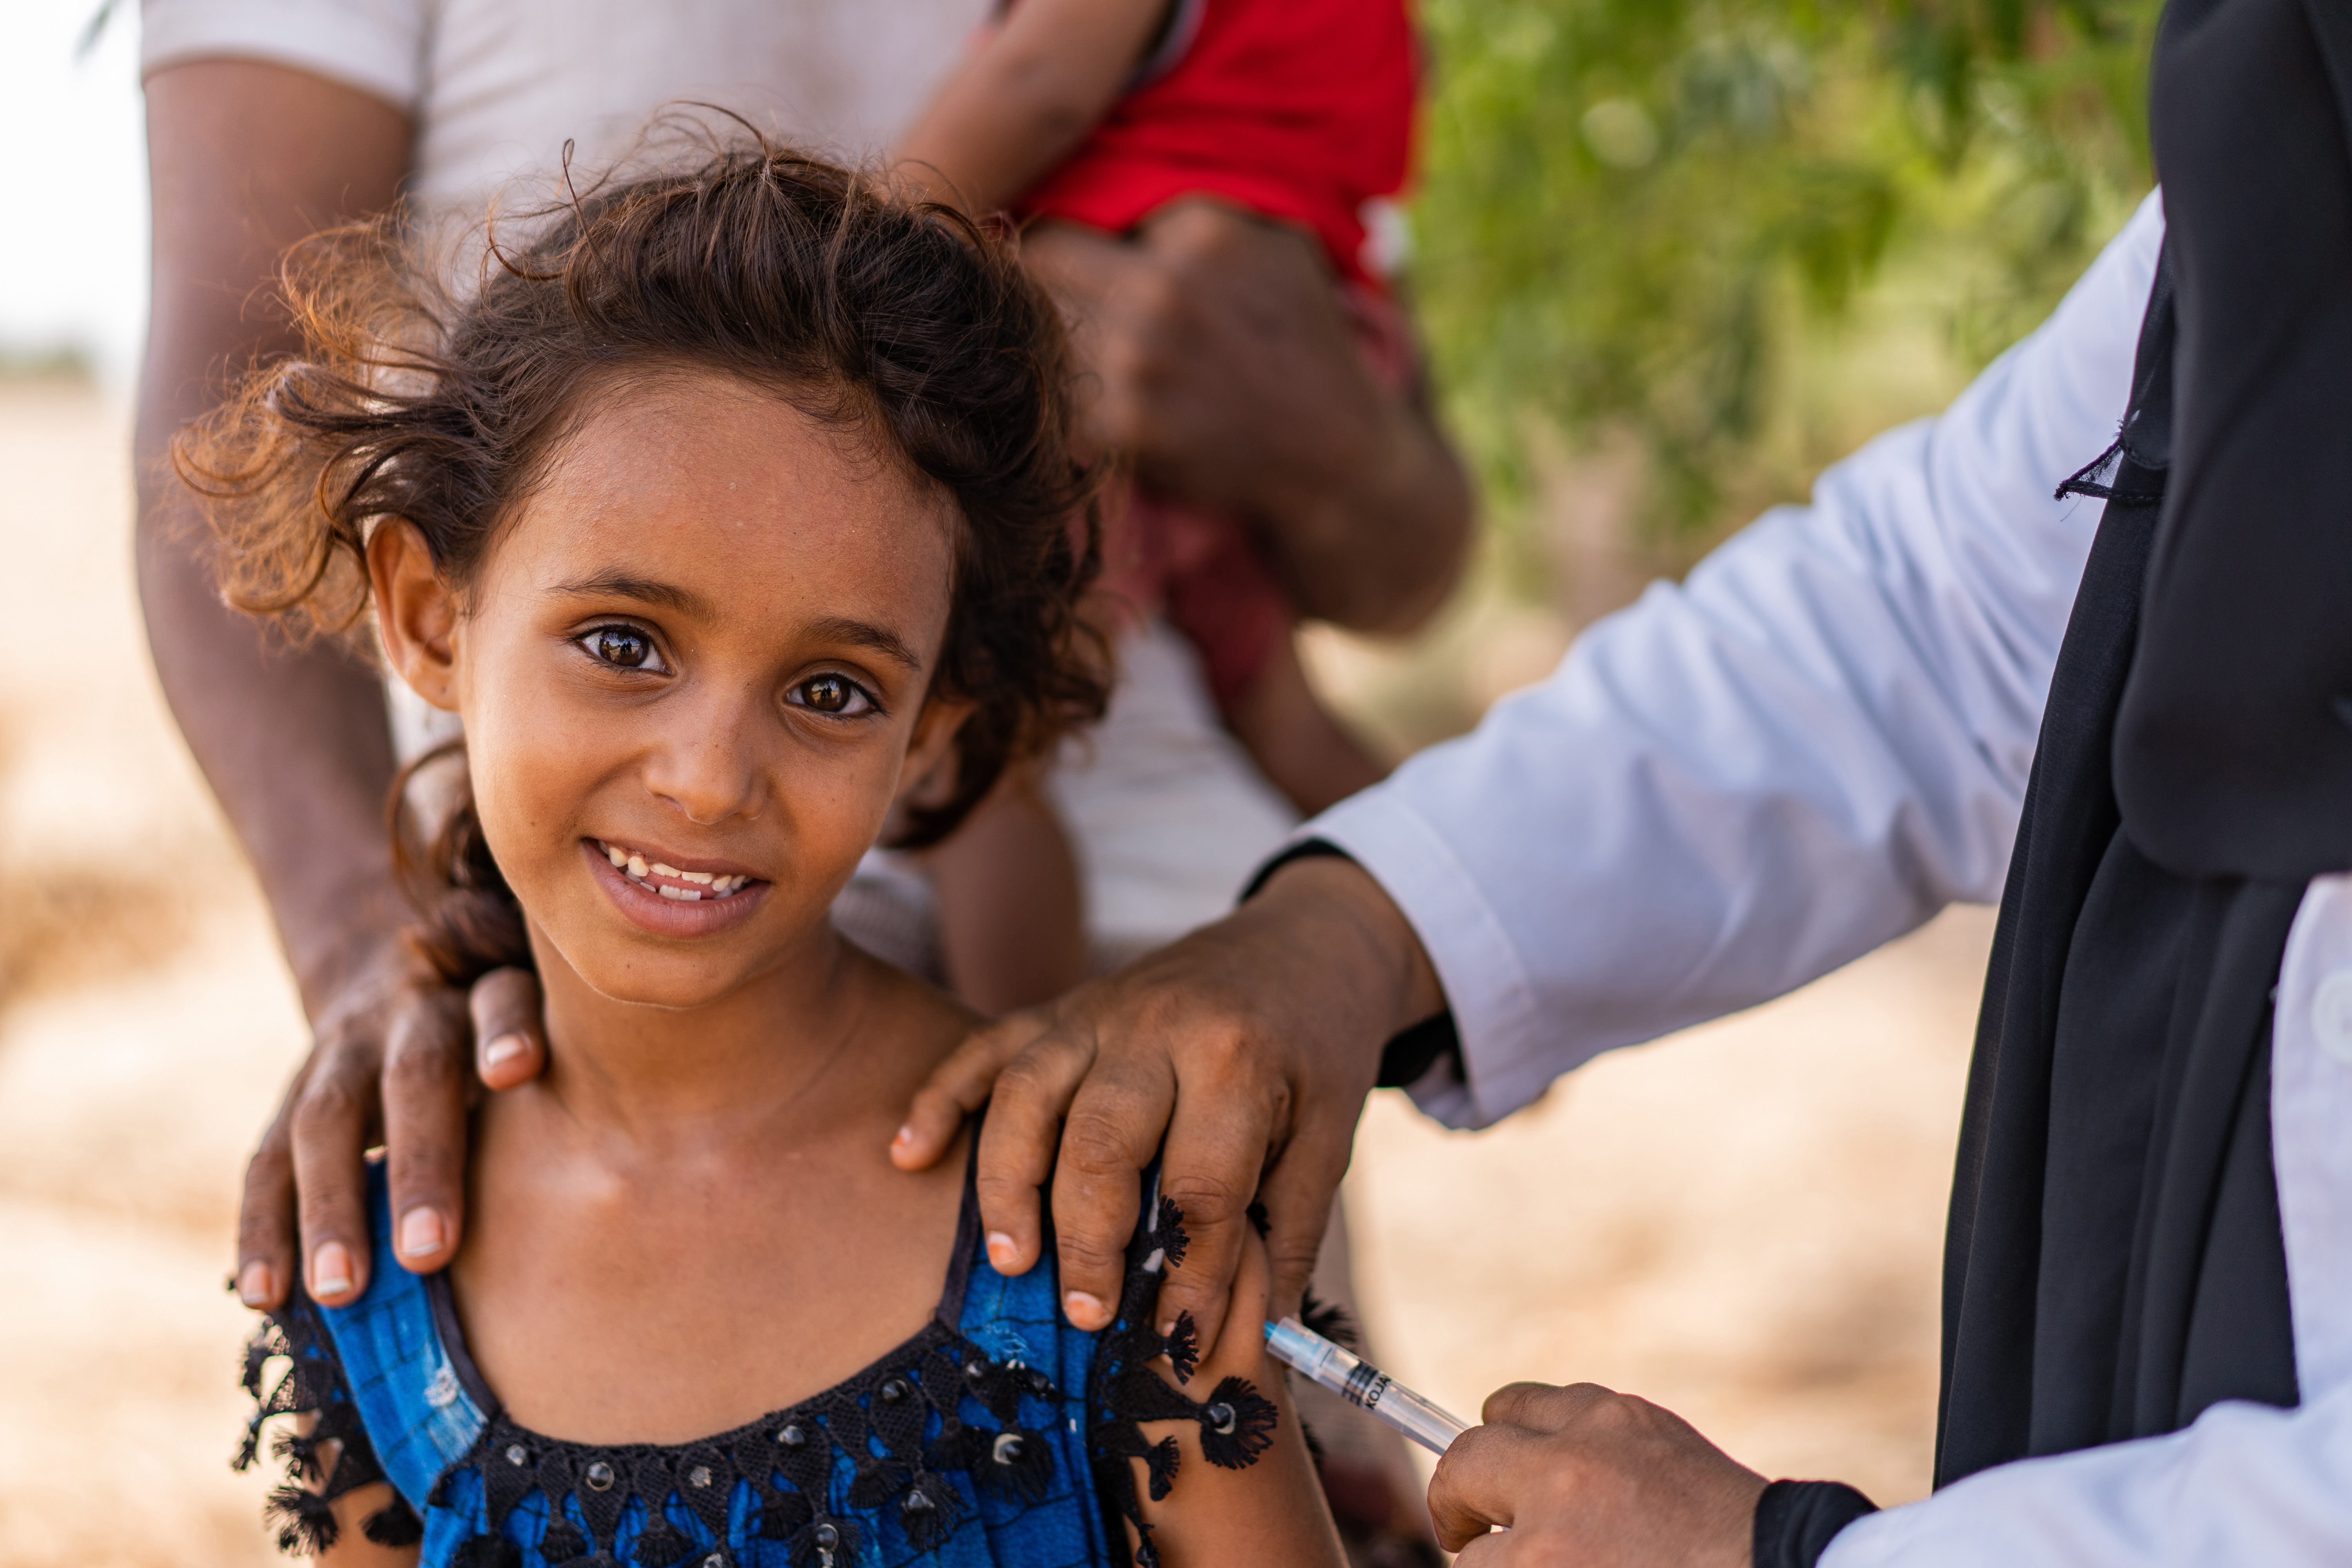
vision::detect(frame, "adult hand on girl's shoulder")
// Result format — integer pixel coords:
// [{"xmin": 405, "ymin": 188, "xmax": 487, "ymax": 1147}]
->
[
  {"xmin": 893, "ymin": 854, "xmax": 1439, "ymax": 1363},
  {"xmin": 238, "ymin": 952, "xmax": 547, "ymax": 1310}
]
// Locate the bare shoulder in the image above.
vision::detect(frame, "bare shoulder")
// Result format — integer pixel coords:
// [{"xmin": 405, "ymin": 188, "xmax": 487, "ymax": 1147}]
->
[{"xmin": 843, "ymin": 941, "xmax": 990, "ymax": 1077}]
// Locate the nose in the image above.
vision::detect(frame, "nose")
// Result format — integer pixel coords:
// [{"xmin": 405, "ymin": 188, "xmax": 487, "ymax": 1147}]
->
[{"xmin": 641, "ymin": 682, "xmax": 769, "ymax": 827}]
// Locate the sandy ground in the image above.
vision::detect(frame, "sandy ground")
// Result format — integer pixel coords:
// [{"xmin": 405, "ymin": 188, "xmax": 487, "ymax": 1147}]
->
[{"xmin": 0, "ymin": 382, "xmax": 1994, "ymax": 1564}]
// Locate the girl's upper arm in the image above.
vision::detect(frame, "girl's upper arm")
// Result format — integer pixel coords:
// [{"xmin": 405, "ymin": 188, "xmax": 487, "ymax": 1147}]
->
[
  {"xmin": 1124, "ymin": 1225, "xmax": 1348, "ymax": 1568},
  {"xmin": 239, "ymin": 1303, "xmax": 423, "ymax": 1566}
]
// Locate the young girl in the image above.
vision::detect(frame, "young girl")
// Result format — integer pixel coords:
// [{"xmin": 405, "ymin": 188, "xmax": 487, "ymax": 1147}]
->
[{"xmin": 191, "ymin": 145, "xmax": 1342, "ymax": 1568}]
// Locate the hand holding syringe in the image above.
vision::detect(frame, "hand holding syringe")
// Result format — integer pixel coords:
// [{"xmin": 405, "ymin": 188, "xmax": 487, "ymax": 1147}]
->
[{"xmin": 1264, "ymin": 1316, "xmax": 1470, "ymax": 1456}]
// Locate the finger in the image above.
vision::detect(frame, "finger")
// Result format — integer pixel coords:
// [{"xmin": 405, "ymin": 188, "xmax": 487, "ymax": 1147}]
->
[
  {"xmin": 1247, "ymin": 1111, "xmax": 1354, "ymax": 1327},
  {"xmin": 1482, "ymin": 1380, "xmax": 1612, "ymax": 1434},
  {"xmin": 383, "ymin": 983, "xmax": 474, "ymax": 1275},
  {"xmin": 971, "ymin": 1024, "xmax": 1098, "ymax": 1279},
  {"xmin": 288, "ymin": 1047, "xmax": 381, "ymax": 1306},
  {"xmin": 469, "ymin": 967, "xmax": 547, "ymax": 1091},
  {"xmin": 1427, "ymin": 1422, "xmax": 1544, "ymax": 1552},
  {"xmin": 895, "ymin": 1011, "xmax": 1043, "ymax": 1173},
  {"xmin": 235, "ymin": 1098, "xmax": 302, "ymax": 1311},
  {"xmin": 1150, "ymin": 1046, "xmax": 1282, "ymax": 1361},
  {"xmin": 1050, "ymin": 1049, "xmax": 1175, "ymax": 1331}
]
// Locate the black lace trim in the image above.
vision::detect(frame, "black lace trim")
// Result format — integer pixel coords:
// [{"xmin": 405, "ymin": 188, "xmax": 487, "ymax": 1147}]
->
[
  {"xmin": 235, "ymin": 1190, "xmax": 1263, "ymax": 1567},
  {"xmin": 1084, "ymin": 1192, "xmax": 1280, "ymax": 1568},
  {"xmin": 236, "ymin": 1294, "xmax": 426, "ymax": 1553},
  {"xmin": 431, "ymin": 1320, "xmax": 1069, "ymax": 1567}
]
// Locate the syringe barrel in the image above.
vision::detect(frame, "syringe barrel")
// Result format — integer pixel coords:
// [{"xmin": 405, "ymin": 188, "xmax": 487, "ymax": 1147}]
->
[
  {"xmin": 1262, "ymin": 1317, "xmax": 1469, "ymax": 1456},
  {"xmin": 1362, "ymin": 1382, "xmax": 1470, "ymax": 1455},
  {"xmin": 1263, "ymin": 1316, "xmax": 1360, "ymax": 1399}
]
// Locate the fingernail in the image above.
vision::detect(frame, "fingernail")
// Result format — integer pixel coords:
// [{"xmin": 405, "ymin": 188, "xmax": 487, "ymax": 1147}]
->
[
  {"xmin": 987, "ymin": 1231, "xmax": 1019, "ymax": 1269},
  {"xmin": 1065, "ymin": 1290, "xmax": 1109, "ymax": 1329},
  {"xmin": 893, "ymin": 1124, "xmax": 916, "ymax": 1147},
  {"xmin": 236, "ymin": 1261, "xmax": 273, "ymax": 1307},
  {"xmin": 312, "ymin": 1242, "xmax": 354, "ymax": 1300},
  {"xmin": 398, "ymin": 1207, "xmax": 446, "ymax": 1258},
  {"xmin": 482, "ymin": 1033, "xmax": 528, "ymax": 1071},
  {"xmin": 1158, "ymin": 1319, "xmax": 1176, "ymax": 1338}
]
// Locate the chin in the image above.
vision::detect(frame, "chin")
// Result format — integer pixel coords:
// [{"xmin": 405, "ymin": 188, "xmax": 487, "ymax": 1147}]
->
[
  {"xmin": 570, "ymin": 951, "xmax": 765, "ymax": 1013},
  {"xmin": 522, "ymin": 910, "xmax": 770, "ymax": 1015}
]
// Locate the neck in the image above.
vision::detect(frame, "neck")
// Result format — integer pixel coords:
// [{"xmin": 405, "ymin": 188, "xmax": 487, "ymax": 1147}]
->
[{"xmin": 526, "ymin": 918, "xmax": 877, "ymax": 1150}]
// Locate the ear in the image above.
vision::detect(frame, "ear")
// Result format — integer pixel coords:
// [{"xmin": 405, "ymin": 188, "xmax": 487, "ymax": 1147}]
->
[
  {"xmin": 895, "ymin": 693, "xmax": 979, "ymax": 810},
  {"xmin": 367, "ymin": 519, "xmax": 463, "ymax": 711}
]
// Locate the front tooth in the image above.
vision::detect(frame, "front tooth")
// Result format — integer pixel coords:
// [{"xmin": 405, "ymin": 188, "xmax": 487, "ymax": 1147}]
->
[
  {"xmin": 650, "ymin": 862, "xmax": 681, "ymax": 878},
  {"xmin": 605, "ymin": 843, "xmax": 628, "ymax": 867},
  {"xmin": 682, "ymin": 870, "xmax": 714, "ymax": 885},
  {"xmin": 626, "ymin": 854, "xmax": 648, "ymax": 878}
]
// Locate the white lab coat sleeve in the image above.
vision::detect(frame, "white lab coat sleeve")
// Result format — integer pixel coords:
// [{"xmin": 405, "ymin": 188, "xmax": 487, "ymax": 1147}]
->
[
  {"xmin": 1819, "ymin": 1381, "xmax": 2352, "ymax": 1566},
  {"xmin": 1307, "ymin": 192, "xmax": 2166, "ymax": 1130}
]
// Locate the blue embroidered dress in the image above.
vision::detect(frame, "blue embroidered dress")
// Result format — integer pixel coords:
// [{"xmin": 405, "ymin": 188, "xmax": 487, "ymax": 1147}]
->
[{"xmin": 238, "ymin": 1160, "xmax": 1274, "ymax": 1568}]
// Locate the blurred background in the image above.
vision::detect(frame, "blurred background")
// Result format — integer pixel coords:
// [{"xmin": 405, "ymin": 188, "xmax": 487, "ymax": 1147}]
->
[{"xmin": 0, "ymin": 2, "xmax": 2156, "ymax": 1563}]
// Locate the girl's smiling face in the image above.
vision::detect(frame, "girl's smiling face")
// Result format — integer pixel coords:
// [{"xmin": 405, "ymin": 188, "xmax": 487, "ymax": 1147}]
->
[{"xmin": 372, "ymin": 370, "xmax": 967, "ymax": 1010}]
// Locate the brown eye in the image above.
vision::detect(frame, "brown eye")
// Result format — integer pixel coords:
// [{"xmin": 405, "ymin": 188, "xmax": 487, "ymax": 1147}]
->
[
  {"xmin": 593, "ymin": 628, "xmax": 653, "ymax": 668},
  {"xmin": 577, "ymin": 626, "xmax": 667, "ymax": 673},
  {"xmin": 791, "ymin": 674, "xmax": 875, "ymax": 717}
]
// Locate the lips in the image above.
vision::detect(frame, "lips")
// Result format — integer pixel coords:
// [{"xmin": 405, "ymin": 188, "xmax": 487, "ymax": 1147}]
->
[{"xmin": 583, "ymin": 838, "xmax": 768, "ymax": 939}]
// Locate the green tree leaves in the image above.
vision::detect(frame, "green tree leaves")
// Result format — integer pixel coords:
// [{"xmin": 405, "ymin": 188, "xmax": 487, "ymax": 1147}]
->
[{"xmin": 1411, "ymin": 0, "xmax": 2161, "ymax": 545}]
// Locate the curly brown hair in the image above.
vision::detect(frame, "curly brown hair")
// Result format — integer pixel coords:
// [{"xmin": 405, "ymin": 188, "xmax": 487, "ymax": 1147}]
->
[{"xmin": 178, "ymin": 139, "xmax": 1107, "ymax": 981}]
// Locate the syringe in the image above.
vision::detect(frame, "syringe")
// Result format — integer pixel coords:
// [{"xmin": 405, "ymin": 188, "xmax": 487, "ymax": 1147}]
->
[{"xmin": 1263, "ymin": 1316, "xmax": 1470, "ymax": 1456}]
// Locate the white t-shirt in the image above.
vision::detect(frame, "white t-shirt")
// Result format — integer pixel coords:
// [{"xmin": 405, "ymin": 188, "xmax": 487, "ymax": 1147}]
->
[{"xmin": 140, "ymin": 0, "xmax": 989, "ymax": 208}]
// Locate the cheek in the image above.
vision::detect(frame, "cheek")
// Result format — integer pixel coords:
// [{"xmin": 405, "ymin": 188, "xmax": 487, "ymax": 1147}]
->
[{"xmin": 457, "ymin": 637, "xmax": 611, "ymax": 883}]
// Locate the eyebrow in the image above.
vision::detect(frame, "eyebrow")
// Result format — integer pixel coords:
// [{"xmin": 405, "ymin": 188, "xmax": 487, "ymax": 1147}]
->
[
  {"xmin": 547, "ymin": 570, "xmax": 711, "ymax": 617},
  {"xmin": 805, "ymin": 615, "xmax": 925, "ymax": 674}
]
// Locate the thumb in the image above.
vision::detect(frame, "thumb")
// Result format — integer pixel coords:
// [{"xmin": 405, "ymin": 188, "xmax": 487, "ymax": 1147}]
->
[
  {"xmin": 469, "ymin": 967, "xmax": 547, "ymax": 1091},
  {"xmin": 1426, "ymin": 1421, "xmax": 1534, "ymax": 1552}
]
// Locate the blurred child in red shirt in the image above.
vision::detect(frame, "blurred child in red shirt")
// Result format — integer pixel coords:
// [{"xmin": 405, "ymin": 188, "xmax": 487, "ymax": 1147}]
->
[{"xmin": 898, "ymin": 0, "xmax": 1425, "ymax": 820}]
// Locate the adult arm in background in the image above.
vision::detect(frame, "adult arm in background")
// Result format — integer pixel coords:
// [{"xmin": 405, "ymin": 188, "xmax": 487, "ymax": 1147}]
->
[
  {"xmin": 896, "ymin": 192, "xmax": 2167, "ymax": 1350},
  {"xmin": 1023, "ymin": 202, "xmax": 1476, "ymax": 636},
  {"xmin": 139, "ymin": 60, "xmax": 544, "ymax": 1315}
]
